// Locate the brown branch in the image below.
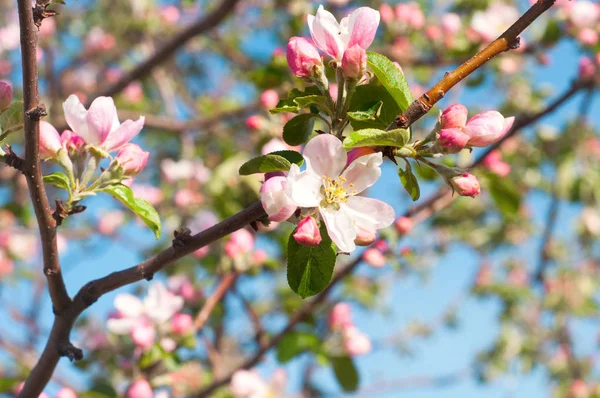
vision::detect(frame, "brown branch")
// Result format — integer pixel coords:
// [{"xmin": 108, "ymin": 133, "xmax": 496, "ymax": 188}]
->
[
  {"xmin": 90, "ymin": 0, "xmax": 241, "ymax": 103},
  {"xmin": 194, "ymin": 272, "xmax": 238, "ymax": 331},
  {"xmin": 396, "ymin": 0, "xmax": 557, "ymax": 129},
  {"xmin": 17, "ymin": 0, "xmax": 71, "ymax": 315},
  {"xmin": 19, "ymin": 201, "xmax": 266, "ymax": 396}
]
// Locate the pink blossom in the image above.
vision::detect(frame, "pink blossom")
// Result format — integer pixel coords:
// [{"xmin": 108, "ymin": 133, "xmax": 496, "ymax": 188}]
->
[
  {"xmin": 160, "ymin": 5, "xmax": 181, "ymax": 24},
  {"xmin": 85, "ymin": 27, "xmax": 116, "ymax": 53},
  {"xmin": 0, "ymin": 250, "xmax": 14, "ymax": 277},
  {"xmin": 127, "ymin": 379, "xmax": 153, "ymax": 398},
  {"xmin": 482, "ymin": 151, "xmax": 511, "ymax": 177},
  {"xmin": 507, "ymin": 267, "xmax": 528, "ymax": 288},
  {"xmin": 379, "ymin": 3, "xmax": 394, "ymax": 24},
  {"xmin": 329, "ymin": 302, "xmax": 353, "ymax": 330},
  {"xmin": 39, "ymin": 121, "xmax": 63, "ymax": 160},
  {"xmin": 55, "ymin": 388, "xmax": 77, "ymax": 398},
  {"xmin": 578, "ymin": 28, "xmax": 599, "ymax": 46},
  {"xmin": 171, "ymin": 313, "xmax": 194, "ymax": 335},
  {"xmin": 567, "ymin": 1, "xmax": 600, "ymax": 28},
  {"xmin": 230, "ymin": 370, "xmax": 269, "ymax": 398},
  {"xmin": 225, "ymin": 229, "xmax": 255, "ymax": 258},
  {"xmin": 341, "ymin": 44, "xmax": 367, "ymax": 79},
  {"xmin": 307, "ymin": 6, "xmax": 380, "ymax": 62},
  {"xmin": 116, "ymin": 144, "xmax": 150, "ymax": 177},
  {"xmin": 395, "ymin": 2, "xmax": 424, "ymax": 30},
  {"xmin": 464, "ymin": 111, "xmax": 514, "ymax": 147},
  {"xmin": 62, "ymin": 95, "xmax": 145, "ymax": 154},
  {"xmin": 130, "ymin": 184, "xmax": 164, "ymax": 206},
  {"xmin": 438, "ymin": 128, "xmax": 470, "ymax": 154},
  {"xmin": 131, "ymin": 321, "xmax": 156, "ymax": 349},
  {"xmin": 579, "ymin": 56, "xmax": 597, "ymax": 79},
  {"xmin": 286, "ymin": 36, "xmax": 323, "ymax": 77},
  {"xmin": 260, "ymin": 175, "xmax": 297, "ymax": 222},
  {"xmin": 252, "ymin": 249, "xmax": 268, "ymax": 264},
  {"xmin": 60, "ymin": 130, "xmax": 85, "ymax": 154},
  {"xmin": 343, "ymin": 326, "xmax": 372, "ymax": 356},
  {"xmin": 174, "ymin": 189, "xmax": 204, "ymax": 208},
  {"xmin": 160, "ymin": 337, "xmax": 177, "ymax": 352},
  {"xmin": 345, "ymin": 147, "xmax": 376, "ymax": 167},
  {"xmin": 0, "ymin": 60, "xmax": 12, "ymax": 76},
  {"xmin": 0, "ymin": 81, "xmax": 12, "ymax": 111},
  {"xmin": 441, "ymin": 13, "xmax": 461, "ymax": 35},
  {"xmin": 123, "ymin": 82, "xmax": 144, "ymax": 103},
  {"xmin": 470, "ymin": 4, "xmax": 519, "ymax": 42},
  {"xmin": 293, "ymin": 217, "xmax": 322, "ymax": 247},
  {"xmin": 98, "ymin": 210, "xmax": 125, "ymax": 235},
  {"xmin": 161, "ymin": 158, "xmax": 210, "ymax": 183},
  {"xmin": 168, "ymin": 275, "xmax": 200, "ymax": 303},
  {"xmin": 260, "ymin": 89, "xmax": 279, "ymax": 109},
  {"xmin": 450, "ymin": 173, "xmax": 481, "ymax": 198},
  {"xmin": 329, "ymin": 83, "xmax": 339, "ymax": 100},
  {"xmin": 475, "ymin": 264, "xmax": 493, "ymax": 287},
  {"xmin": 363, "ymin": 247, "xmax": 386, "ymax": 267},
  {"xmin": 441, "ymin": 104, "xmax": 468, "ymax": 130},
  {"xmin": 245, "ymin": 115, "xmax": 265, "ymax": 130},
  {"xmin": 569, "ymin": 380, "xmax": 589, "ymax": 398},
  {"xmin": 394, "ymin": 216, "xmax": 413, "ymax": 235}
]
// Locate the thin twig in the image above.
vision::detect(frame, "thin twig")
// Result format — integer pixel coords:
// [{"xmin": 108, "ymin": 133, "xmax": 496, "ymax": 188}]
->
[{"xmin": 194, "ymin": 272, "xmax": 238, "ymax": 331}]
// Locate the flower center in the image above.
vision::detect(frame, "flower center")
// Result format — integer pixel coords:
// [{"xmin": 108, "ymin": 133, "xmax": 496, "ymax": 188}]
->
[{"xmin": 321, "ymin": 175, "xmax": 355, "ymax": 208}]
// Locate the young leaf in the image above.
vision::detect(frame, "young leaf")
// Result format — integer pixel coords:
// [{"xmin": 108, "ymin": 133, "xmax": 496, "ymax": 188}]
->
[
  {"xmin": 43, "ymin": 172, "xmax": 71, "ymax": 191},
  {"xmin": 348, "ymin": 84, "xmax": 401, "ymax": 130},
  {"xmin": 0, "ymin": 101, "xmax": 24, "ymax": 139},
  {"xmin": 276, "ymin": 331, "xmax": 322, "ymax": 363},
  {"xmin": 287, "ymin": 223, "xmax": 337, "ymax": 299},
  {"xmin": 367, "ymin": 52, "xmax": 413, "ymax": 111},
  {"xmin": 239, "ymin": 151, "xmax": 303, "ymax": 175},
  {"xmin": 99, "ymin": 184, "xmax": 162, "ymax": 239},
  {"xmin": 283, "ymin": 113, "xmax": 317, "ymax": 146},
  {"xmin": 399, "ymin": 161, "xmax": 420, "ymax": 201},
  {"xmin": 270, "ymin": 87, "xmax": 327, "ymax": 115},
  {"xmin": 331, "ymin": 356, "xmax": 360, "ymax": 392},
  {"xmin": 487, "ymin": 174, "xmax": 521, "ymax": 216},
  {"xmin": 343, "ymin": 128, "xmax": 410, "ymax": 149},
  {"xmin": 347, "ymin": 100, "xmax": 383, "ymax": 121}
]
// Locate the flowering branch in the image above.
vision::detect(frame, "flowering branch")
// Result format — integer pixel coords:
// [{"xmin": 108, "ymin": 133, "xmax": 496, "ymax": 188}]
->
[{"xmin": 396, "ymin": 0, "xmax": 557, "ymax": 129}]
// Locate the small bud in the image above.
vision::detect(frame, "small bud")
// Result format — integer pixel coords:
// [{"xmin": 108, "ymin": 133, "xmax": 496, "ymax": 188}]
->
[
  {"xmin": 39, "ymin": 121, "xmax": 63, "ymax": 160},
  {"xmin": 441, "ymin": 13, "xmax": 462, "ymax": 35},
  {"xmin": 354, "ymin": 225, "xmax": 376, "ymax": 246},
  {"xmin": 464, "ymin": 111, "xmax": 515, "ymax": 147},
  {"xmin": 260, "ymin": 89, "xmax": 279, "ymax": 109},
  {"xmin": 363, "ymin": 247, "xmax": 386, "ymax": 267},
  {"xmin": 116, "ymin": 144, "xmax": 150, "ymax": 177},
  {"xmin": 245, "ymin": 115, "xmax": 264, "ymax": 131},
  {"xmin": 60, "ymin": 130, "xmax": 85, "ymax": 155},
  {"xmin": 450, "ymin": 173, "xmax": 481, "ymax": 198},
  {"xmin": 171, "ymin": 313, "xmax": 194, "ymax": 335},
  {"xmin": 394, "ymin": 216, "xmax": 413, "ymax": 235},
  {"xmin": 441, "ymin": 104, "xmax": 468, "ymax": 130},
  {"xmin": 260, "ymin": 176, "xmax": 296, "ymax": 222},
  {"xmin": 341, "ymin": 44, "xmax": 367, "ymax": 79},
  {"xmin": 329, "ymin": 302, "xmax": 353, "ymax": 330},
  {"xmin": 293, "ymin": 217, "xmax": 322, "ymax": 247},
  {"xmin": 0, "ymin": 81, "xmax": 12, "ymax": 111},
  {"xmin": 343, "ymin": 326, "xmax": 372, "ymax": 356},
  {"xmin": 346, "ymin": 147, "xmax": 376, "ymax": 167},
  {"xmin": 437, "ymin": 128, "xmax": 470, "ymax": 153},
  {"xmin": 579, "ymin": 56, "xmax": 596, "ymax": 79},
  {"xmin": 286, "ymin": 36, "xmax": 323, "ymax": 78},
  {"xmin": 127, "ymin": 379, "xmax": 153, "ymax": 398},
  {"xmin": 224, "ymin": 229, "xmax": 255, "ymax": 259}
]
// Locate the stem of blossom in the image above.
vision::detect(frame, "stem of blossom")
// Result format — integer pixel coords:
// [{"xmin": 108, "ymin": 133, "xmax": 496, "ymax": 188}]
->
[
  {"xmin": 334, "ymin": 68, "xmax": 346, "ymax": 137},
  {"xmin": 79, "ymin": 152, "xmax": 102, "ymax": 189}
]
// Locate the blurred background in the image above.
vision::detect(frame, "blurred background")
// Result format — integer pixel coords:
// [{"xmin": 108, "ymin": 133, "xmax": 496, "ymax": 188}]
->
[{"xmin": 0, "ymin": 0, "xmax": 599, "ymax": 397}]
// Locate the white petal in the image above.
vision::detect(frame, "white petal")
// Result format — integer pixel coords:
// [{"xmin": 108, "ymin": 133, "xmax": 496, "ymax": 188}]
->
[
  {"xmin": 303, "ymin": 134, "xmax": 347, "ymax": 178},
  {"xmin": 320, "ymin": 206, "xmax": 356, "ymax": 253},
  {"xmin": 287, "ymin": 164, "xmax": 321, "ymax": 208},
  {"xmin": 62, "ymin": 94, "xmax": 90, "ymax": 142},
  {"xmin": 113, "ymin": 293, "xmax": 144, "ymax": 317},
  {"xmin": 85, "ymin": 96, "xmax": 119, "ymax": 145},
  {"xmin": 346, "ymin": 7, "xmax": 380, "ymax": 50},
  {"xmin": 340, "ymin": 152, "xmax": 382, "ymax": 194},
  {"xmin": 144, "ymin": 282, "xmax": 184, "ymax": 324},
  {"xmin": 345, "ymin": 196, "xmax": 395, "ymax": 230},
  {"xmin": 106, "ymin": 317, "xmax": 137, "ymax": 335},
  {"xmin": 310, "ymin": 5, "xmax": 346, "ymax": 60}
]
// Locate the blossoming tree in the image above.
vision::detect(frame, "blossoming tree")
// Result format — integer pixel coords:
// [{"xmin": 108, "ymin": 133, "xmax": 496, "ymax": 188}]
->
[{"xmin": 0, "ymin": 0, "xmax": 599, "ymax": 397}]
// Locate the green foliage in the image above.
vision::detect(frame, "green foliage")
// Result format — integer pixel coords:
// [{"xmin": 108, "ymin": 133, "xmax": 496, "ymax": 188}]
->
[
  {"xmin": 0, "ymin": 101, "xmax": 24, "ymax": 140},
  {"xmin": 239, "ymin": 151, "xmax": 304, "ymax": 175},
  {"xmin": 398, "ymin": 161, "xmax": 420, "ymax": 201},
  {"xmin": 43, "ymin": 172, "xmax": 71, "ymax": 191},
  {"xmin": 276, "ymin": 331, "xmax": 322, "ymax": 363},
  {"xmin": 99, "ymin": 184, "xmax": 162, "ymax": 239},
  {"xmin": 487, "ymin": 174, "xmax": 521, "ymax": 216},
  {"xmin": 331, "ymin": 356, "xmax": 359, "ymax": 392},
  {"xmin": 283, "ymin": 114, "xmax": 317, "ymax": 146},
  {"xmin": 347, "ymin": 101, "xmax": 383, "ymax": 122},
  {"xmin": 343, "ymin": 128, "xmax": 409, "ymax": 149},
  {"xmin": 271, "ymin": 87, "xmax": 330, "ymax": 117},
  {"xmin": 348, "ymin": 84, "xmax": 401, "ymax": 130},
  {"xmin": 366, "ymin": 52, "xmax": 413, "ymax": 111},
  {"xmin": 287, "ymin": 223, "xmax": 337, "ymax": 298}
]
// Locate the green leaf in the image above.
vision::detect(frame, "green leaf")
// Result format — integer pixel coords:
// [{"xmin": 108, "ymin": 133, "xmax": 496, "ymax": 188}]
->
[
  {"xmin": 399, "ymin": 161, "xmax": 420, "ymax": 201},
  {"xmin": 99, "ymin": 184, "xmax": 162, "ymax": 239},
  {"xmin": 43, "ymin": 172, "xmax": 71, "ymax": 190},
  {"xmin": 287, "ymin": 223, "xmax": 337, "ymax": 298},
  {"xmin": 348, "ymin": 84, "xmax": 401, "ymax": 130},
  {"xmin": 239, "ymin": 151, "xmax": 303, "ymax": 175},
  {"xmin": 347, "ymin": 101, "xmax": 383, "ymax": 121},
  {"xmin": 0, "ymin": 378, "xmax": 18, "ymax": 393},
  {"xmin": 271, "ymin": 87, "xmax": 328, "ymax": 114},
  {"xmin": 283, "ymin": 113, "xmax": 317, "ymax": 146},
  {"xmin": 0, "ymin": 101, "xmax": 24, "ymax": 140},
  {"xmin": 367, "ymin": 52, "xmax": 413, "ymax": 111},
  {"xmin": 276, "ymin": 331, "xmax": 322, "ymax": 363},
  {"xmin": 343, "ymin": 128, "xmax": 409, "ymax": 149},
  {"xmin": 331, "ymin": 356, "xmax": 359, "ymax": 392},
  {"xmin": 487, "ymin": 175, "xmax": 521, "ymax": 216}
]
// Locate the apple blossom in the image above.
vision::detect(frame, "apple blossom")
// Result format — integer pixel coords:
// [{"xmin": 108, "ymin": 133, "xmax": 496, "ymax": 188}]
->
[
  {"xmin": 98, "ymin": 210, "xmax": 125, "ymax": 235},
  {"xmin": 245, "ymin": 114, "xmax": 264, "ymax": 130},
  {"xmin": 224, "ymin": 229, "xmax": 255, "ymax": 259},
  {"xmin": 62, "ymin": 94, "xmax": 145, "ymax": 155},
  {"xmin": 464, "ymin": 111, "xmax": 515, "ymax": 147},
  {"xmin": 470, "ymin": 4, "xmax": 519, "ymax": 42},
  {"xmin": 259, "ymin": 89, "xmax": 279, "ymax": 109},
  {"xmin": 0, "ymin": 250, "xmax": 13, "ymax": 276},
  {"xmin": 441, "ymin": 104, "xmax": 468, "ymax": 130},
  {"xmin": 260, "ymin": 175, "xmax": 297, "ymax": 222},
  {"xmin": 449, "ymin": 173, "xmax": 481, "ymax": 198},
  {"xmin": 363, "ymin": 247, "xmax": 386, "ymax": 267},
  {"xmin": 0, "ymin": 81, "xmax": 11, "ymax": 111},
  {"xmin": 437, "ymin": 128, "xmax": 470, "ymax": 154},
  {"xmin": 131, "ymin": 321, "xmax": 156, "ymax": 349},
  {"xmin": 60, "ymin": 130, "xmax": 85, "ymax": 154},
  {"xmin": 342, "ymin": 326, "xmax": 372, "ymax": 356},
  {"xmin": 395, "ymin": 216, "xmax": 413, "ymax": 235},
  {"xmin": 395, "ymin": 2, "xmax": 425, "ymax": 30},
  {"xmin": 341, "ymin": 44, "xmax": 367, "ymax": 79},
  {"xmin": 379, "ymin": 3, "xmax": 394, "ymax": 24},
  {"xmin": 482, "ymin": 151, "xmax": 511, "ymax": 177},
  {"xmin": 130, "ymin": 184, "xmax": 164, "ymax": 206},
  {"xmin": 307, "ymin": 5, "xmax": 380, "ymax": 62},
  {"xmin": 127, "ymin": 380, "xmax": 153, "ymax": 398},
  {"xmin": 39, "ymin": 121, "xmax": 63, "ymax": 160},
  {"xmin": 441, "ymin": 13, "xmax": 461, "ymax": 35},
  {"xmin": 579, "ymin": 56, "xmax": 596, "ymax": 79},
  {"xmin": 566, "ymin": 1, "xmax": 600, "ymax": 28},
  {"xmin": 171, "ymin": 313, "xmax": 194, "ymax": 335},
  {"xmin": 55, "ymin": 388, "xmax": 77, "ymax": 398},
  {"xmin": 116, "ymin": 144, "xmax": 150, "ymax": 177},
  {"xmin": 354, "ymin": 225, "xmax": 377, "ymax": 246},
  {"xmin": 286, "ymin": 36, "xmax": 324, "ymax": 78},
  {"xmin": 160, "ymin": 5, "xmax": 180, "ymax": 24},
  {"xmin": 293, "ymin": 216, "xmax": 322, "ymax": 247},
  {"xmin": 345, "ymin": 146, "xmax": 376, "ymax": 167},
  {"xmin": 329, "ymin": 302, "xmax": 353, "ymax": 330},
  {"xmin": 286, "ymin": 134, "xmax": 394, "ymax": 253},
  {"xmin": 230, "ymin": 370, "xmax": 270, "ymax": 398}
]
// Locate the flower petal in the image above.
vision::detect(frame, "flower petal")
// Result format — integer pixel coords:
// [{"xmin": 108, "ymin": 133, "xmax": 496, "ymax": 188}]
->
[
  {"xmin": 320, "ymin": 206, "xmax": 356, "ymax": 253},
  {"xmin": 106, "ymin": 317, "xmax": 138, "ymax": 335},
  {"xmin": 287, "ymin": 164, "xmax": 321, "ymax": 208},
  {"xmin": 303, "ymin": 134, "xmax": 347, "ymax": 178},
  {"xmin": 309, "ymin": 5, "xmax": 345, "ymax": 60},
  {"xmin": 346, "ymin": 7, "xmax": 380, "ymax": 50},
  {"xmin": 62, "ymin": 94, "xmax": 91, "ymax": 143},
  {"xmin": 86, "ymin": 96, "xmax": 119, "ymax": 145},
  {"xmin": 144, "ymin": 282, "xmax": 184, "ymax": 324},
  {"xmin": 103, "ymin": 116, "xmax": 145, "ymax": 152},
  {"xmin": 345, "ymin": 196, "xmax": 395, "ymax": 230},
  {"xmin": 340, "ymin": 152, "xmax": 382, "ymax": 194},
  {"xmin": 113, "ymin": 293, "xmax": 144, "ymax": 317}
]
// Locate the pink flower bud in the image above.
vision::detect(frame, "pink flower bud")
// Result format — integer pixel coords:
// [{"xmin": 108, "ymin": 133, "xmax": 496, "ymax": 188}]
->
[
  {"xmin": 343, "ymin": 326, "xmax": 372, "ymax": 356},
  {"xmin": 56, "ymin": 388, "xmax": 77, "ymax": 398},
  {"xmin": 437, "ymin": 128, "xmax": 470, "ymax": 154},
  {"xmin": 346, "ymin": 147, "xmax": 376, "ymax": 167},
  {"xmin": 450, "ymin": 173, "xmax": 481, "ymax": 198},
  {"xmin": 160, "ymin": 5, "xmax": 180, "ymax": 24},
  {"xmin": 0, "ymin": 81, "xmax": 12, "ymax": 111},
  {"xmin": 39, "ymin": 121, "xmax": 63, "ymax": 160},
  {"xmin": 260, "ymin": 176, "xmax": 296, "ymax": 222},
  {"xmin": 252, "ymin": 249, "xmax": 268, "ymax": 264},
  {"xmin": 245, "ymin": 115, "xmax": 264, "ymax": 131},
  {"xmin": 482, "ymin": 150, "xmax": 511, "ymax": 177},
  {"xmin": 464, "ymin": 111, "xmax": 515, "ymax": 147},
  {"xmin": 441, "ymin": 13, "xmax": 461, "ymax": 35},
  {"xmin": 171, "ymin": 313, "xmax": 193, "ymax": 335},
  {"xmin": 341, "ymin": 44, "xmax": 367, "ymax": 79},
  {"xmin": 379, "ymin": 4, "xmax": 394, "ymax": 23},
  {"xmin": 578, "ymin": 28, "xmax": 599, "ymax": 46},
  {"xmin": 329, "ymin": 302, "xmax": 353, "ymax": 330},
  {"xmin": 286, "ymin": 36, "xmax": 323, "ymax": 78},
  {"xmin": 569, "ymin": 380, "xmax": 589, "ymax": 398},
  {"xmin": 363, "ymin": 248, "xmax": 386, "ymax": 267},
  {"xmin": 131, "ymin": 322, "xmax": 155, "ymax": 349},
  {"xmin": 579, "ymin": 56, "xmax": 596, "ymax": 79},
  {"xmin": 354, "ymin": 225, "xmax": 376, "ymax": 246},
  {"xmin": 394, "ymin": 216, "xmax": 413, "ymax": 235},
  {"xmin": 60, "ymin": 130, "xmax": 85, "ymax": 154},
  {"xmin": 293, "ymin": 217, "xmax": 322, "ymax": 247},
  {"xmin": 116, "ymin": 144, "xmax": 150, "ymax": 177},
  {"xmin": 225, "ymin": 229, "xmax": 255, "ymax": 258},
  {"xmin": 441, "ymin": 104, "xmax": 468, "ymax": 129},
  {"xmin": 260, "ymin": 89, "xmax": 279, "ymax": 109},
  {"xmin": 127, "ymin": 380, "xmax": 153, "ymax": 398}
]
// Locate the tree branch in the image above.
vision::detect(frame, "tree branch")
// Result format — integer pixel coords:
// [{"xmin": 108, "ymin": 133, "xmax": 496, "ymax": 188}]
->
[
  {"xmin": 396, "ymin": 0, "xmax": 557, "ymax": 129},
  {"xmin": 194, "ymin": 271, "xmax": 238, "ymax": 331},
  {"xmin": 17, "ymin": 0, "xmax": 71, "ymax": 315}
]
